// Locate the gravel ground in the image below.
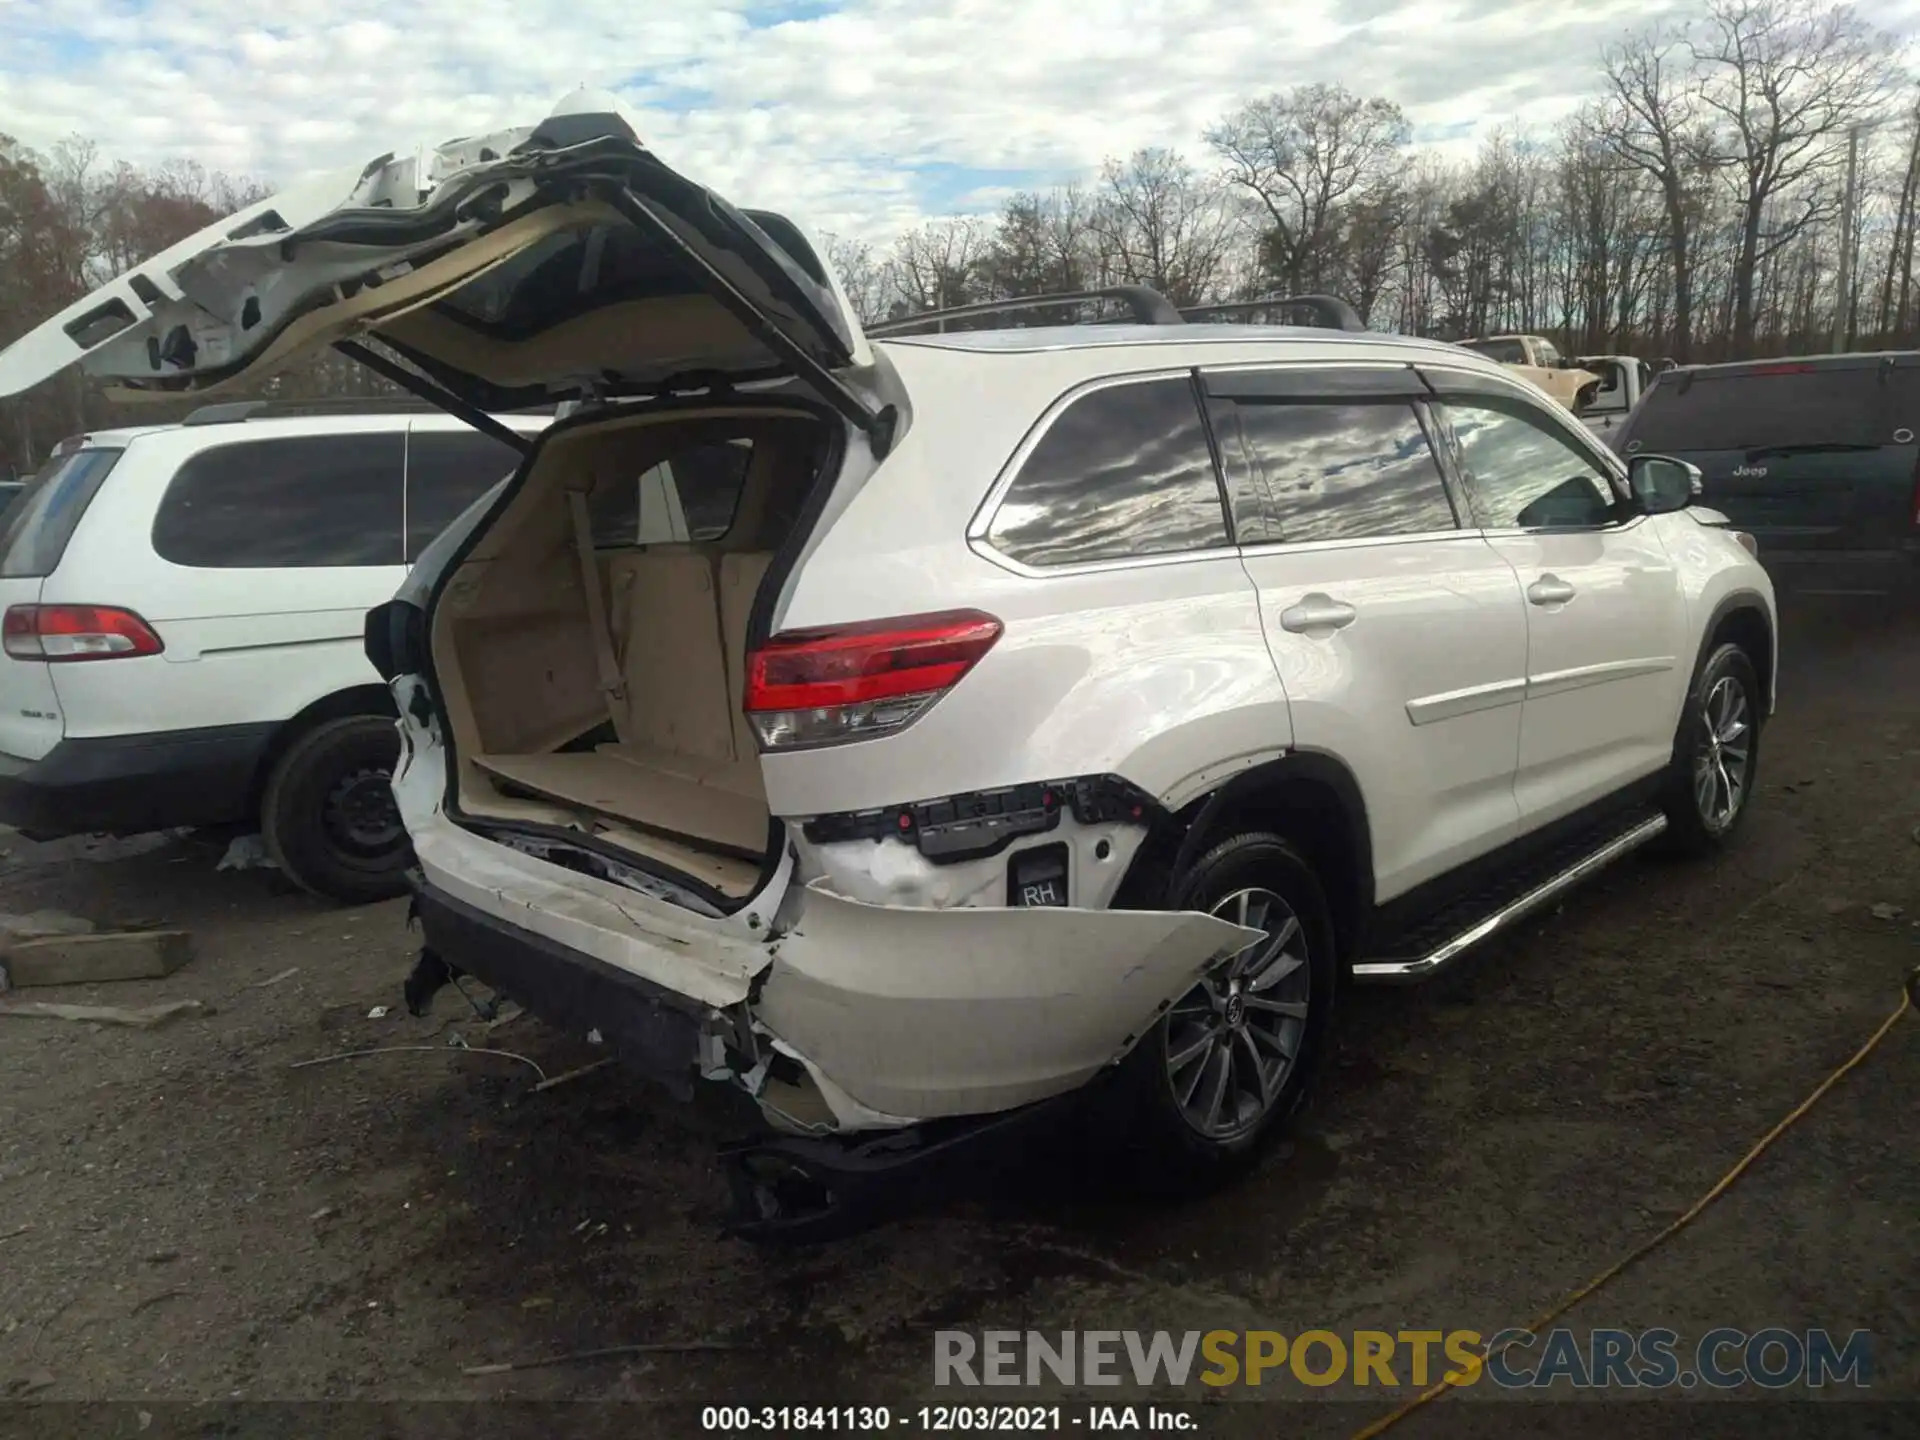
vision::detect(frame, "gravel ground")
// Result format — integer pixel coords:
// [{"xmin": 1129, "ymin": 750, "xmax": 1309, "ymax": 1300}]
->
[{"xmin": 0, "ymin": 589, "xmax": 1914, "ymax": 1439}]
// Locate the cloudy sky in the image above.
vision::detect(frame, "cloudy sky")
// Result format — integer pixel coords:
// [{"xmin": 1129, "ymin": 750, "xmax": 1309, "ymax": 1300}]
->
[{"xmin": 2, "ymin": 0, "xmax": 1918, "ymax": 242}]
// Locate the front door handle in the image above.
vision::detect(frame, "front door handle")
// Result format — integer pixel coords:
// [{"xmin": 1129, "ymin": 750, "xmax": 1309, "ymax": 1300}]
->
[
  {"xmin": 1279, "ymin": 593, "xmax": 1358, "ymax": 634},
  {"xmin": 1527, "ymin": 575, "xmax": 1576, "ymax": 606}
]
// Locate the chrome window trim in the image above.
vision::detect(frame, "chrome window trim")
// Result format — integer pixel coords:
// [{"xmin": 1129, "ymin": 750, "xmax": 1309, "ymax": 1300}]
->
[
  {"xmin": 966, "ymin": 534, "xmax": 1244, "ymax": 579},
  {"xmin": 1236, "ymin": 527, "xmax": 1483, "ymax": 560},
  {"xmin": 967, "ymin": 366, "xmax": 1239, "ymax": 576}
]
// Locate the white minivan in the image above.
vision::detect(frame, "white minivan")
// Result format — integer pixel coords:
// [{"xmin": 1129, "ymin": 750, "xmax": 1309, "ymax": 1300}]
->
[{"xmin": 0, "ymin": 402, "xmax": 543, "ymax": 900}]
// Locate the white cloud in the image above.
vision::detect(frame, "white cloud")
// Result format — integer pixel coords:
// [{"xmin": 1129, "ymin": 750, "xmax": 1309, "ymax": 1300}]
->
[{"xmin": 1, "ymin": 0, "xmax": 1917, "ymax": 244}]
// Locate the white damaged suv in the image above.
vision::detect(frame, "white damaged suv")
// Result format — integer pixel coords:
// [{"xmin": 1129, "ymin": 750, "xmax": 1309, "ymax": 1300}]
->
[{"xmin": 0, "ymin": 93, "xmax": 1776, "ymax": 1231}]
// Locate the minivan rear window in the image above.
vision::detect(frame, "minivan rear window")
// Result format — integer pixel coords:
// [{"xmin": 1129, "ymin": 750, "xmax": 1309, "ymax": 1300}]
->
[
  {"xmin": 1629, "ymin": 367, "xmax": 1891, "ymax": 453},
  {"xmin": 0, "ymin": 447, "xmax": 123, "ymax": 578}
]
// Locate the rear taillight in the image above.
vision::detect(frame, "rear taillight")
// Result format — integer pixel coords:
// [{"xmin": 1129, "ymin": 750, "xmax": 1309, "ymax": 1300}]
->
[
  {"xmin": 743, "ymin": 609, "xmax": 1002, "ymax": 750},
  {"xmin": 3, "ymin": 604, "xmax": 164, "ymax": 662}
]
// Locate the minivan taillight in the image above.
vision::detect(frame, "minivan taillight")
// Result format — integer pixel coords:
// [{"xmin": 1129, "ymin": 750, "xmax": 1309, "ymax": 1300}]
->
[
  {"xmin": 2, "ymin": 604, "xmax": 164, "ymax": 662},
  {"xmin": 743, "ymin": 609, "xmax": 1002, "ymax": 750}
]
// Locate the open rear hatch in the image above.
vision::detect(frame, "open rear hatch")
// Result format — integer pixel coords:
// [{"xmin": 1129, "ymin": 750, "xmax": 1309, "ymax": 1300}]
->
[{"xmin": 0, "ymin": 88, "xmax": 891, "ymax": 909}]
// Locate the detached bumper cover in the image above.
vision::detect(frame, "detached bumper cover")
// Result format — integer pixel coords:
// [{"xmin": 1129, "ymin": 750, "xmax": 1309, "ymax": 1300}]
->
[
  {"xmin": 392, "ymin": 693, "xmax": 1260, "ymax": 1130},
  {"xmin": 0, "ymin": 723, "xmax": 275, "ymax": 838},
  {"xmin": 756, "ymin": 879, "xmax": 1260, "ymax": 1121}
]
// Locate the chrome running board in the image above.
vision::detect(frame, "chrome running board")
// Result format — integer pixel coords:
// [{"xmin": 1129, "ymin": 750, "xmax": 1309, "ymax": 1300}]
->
[{"xmin": 1352, "ymin": 813, "xmax": 1669, "ymax": 983}]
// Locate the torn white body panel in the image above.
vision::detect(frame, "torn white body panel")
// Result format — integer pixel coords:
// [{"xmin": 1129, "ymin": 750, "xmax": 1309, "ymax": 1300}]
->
[
  {"xmin": 797, "ymin": 821, "xmax": 1147, "ymax": 912},
  {"xmin": 393, "ymin": 687, "xmax": 1254, "ymax": 1133},
  {"xmin": 752, "ymin": 879, "xmax": 1262, "ymax": 1121},
  {"xmin": 392, "ymin": 713, "xmax": 781, "ymax": 1010}
]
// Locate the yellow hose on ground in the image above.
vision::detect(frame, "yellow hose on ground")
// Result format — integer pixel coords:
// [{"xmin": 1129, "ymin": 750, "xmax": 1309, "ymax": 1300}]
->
[{"xmin": 1348, "ymin": 965, "xmax": 1919, "ymax": 1440}]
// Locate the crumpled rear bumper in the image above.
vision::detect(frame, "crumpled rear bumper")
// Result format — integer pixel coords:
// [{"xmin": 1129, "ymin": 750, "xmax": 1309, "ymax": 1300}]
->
[{"xmin": 394, "ymin": 707, "xmax": 1259, "ymax": 1132}]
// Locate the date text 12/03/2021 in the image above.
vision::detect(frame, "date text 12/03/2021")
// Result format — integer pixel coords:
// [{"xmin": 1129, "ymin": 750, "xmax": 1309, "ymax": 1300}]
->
[{"xmin": 701, "ymin": 1406, "xmax": 1195, "ymax": 1431}]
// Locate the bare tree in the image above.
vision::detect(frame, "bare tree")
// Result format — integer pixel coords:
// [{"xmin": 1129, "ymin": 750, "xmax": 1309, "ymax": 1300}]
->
[
  {"xmin": 1207, "ymin": 84, "xmax": 1410, "ymax": 295},
  {"xmin": 888, "ymin": 216, "xmax": 988, "ymax": 316},
  {"xmin": 1600, "ymin": 28, "xmax": 1721, "ymax": 361},
  {"xmin": 1692, "ymin": 0, "xmax": 1896, "ymax": 351},
  {"xmin": 822, "ymin": 232, "xmax": 893, "ymax": 325},
  {"xmin": 1875, "ymin": 89, "xmax": 1920, "ymax": 341},
  {"xmin": 1091, "ymin": 148, "xmax": 1239, "ymax": 306}
]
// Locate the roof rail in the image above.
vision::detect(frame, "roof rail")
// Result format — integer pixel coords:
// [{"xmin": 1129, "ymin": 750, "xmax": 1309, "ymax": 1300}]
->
[
  {"xmin": 1179, "ymin": 294, "xmax": 1368, "ymax": 334},
  {"xmin": 180, "ymin": 395, "xmax": 557, "ymax": 427},
  {"xmin": 865, "ymin": 285, "xmax": 1184, "ymax": 338},
  {"xmin": 181, "ymin": 396, "xmax": 449, "ymax": 426}
]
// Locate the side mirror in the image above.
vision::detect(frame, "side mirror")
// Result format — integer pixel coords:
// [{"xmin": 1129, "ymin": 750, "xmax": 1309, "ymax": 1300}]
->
[{"xmin": 1628, "ymin": 454, "xmax": 1701, "ymax": 515}]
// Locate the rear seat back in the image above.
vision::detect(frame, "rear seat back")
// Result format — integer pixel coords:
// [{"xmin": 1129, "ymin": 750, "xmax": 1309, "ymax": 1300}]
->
[
  {"xmin": 603, "ymin": 549, "xmax": 774, "ymax": 768},
  {"xmin": 606, "ymin": 552, "xmax": 733, "ymax": 763}
]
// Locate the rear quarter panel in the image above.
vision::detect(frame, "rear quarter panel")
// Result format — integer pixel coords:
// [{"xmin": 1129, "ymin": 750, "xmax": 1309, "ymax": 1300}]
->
[{"xmin": 760, "ymin": 344, "xmax": 1293, "ymax": 819}]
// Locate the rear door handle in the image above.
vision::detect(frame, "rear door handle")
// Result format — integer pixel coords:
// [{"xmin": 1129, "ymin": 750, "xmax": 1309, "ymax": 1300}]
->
[
  {"xmin": 1279, "ymin": 593, "xmax": 1358, "ymax": 634},
  {"xmin": 1527, "ymin": 575, "xmax": 1576, "ymax": 606}
]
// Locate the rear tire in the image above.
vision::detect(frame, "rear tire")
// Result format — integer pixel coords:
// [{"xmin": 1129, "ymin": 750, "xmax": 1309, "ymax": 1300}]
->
[
  {"xmin": 1103, "ymin": 831, "xmax": 1338, "ymax": 1193},
  {"xmin": 1659, "ymin": 642, "xmax": 1761, "ymax": 857},
  {"xmin": 260, "ymin": 714, "xmax": 410, "ymax": 904}
]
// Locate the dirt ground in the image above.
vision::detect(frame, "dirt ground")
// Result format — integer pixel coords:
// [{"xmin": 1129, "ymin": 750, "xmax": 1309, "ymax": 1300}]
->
[{"xmin": 0, "ymin": 588, "xmax": 1915, "ymax": 1438}]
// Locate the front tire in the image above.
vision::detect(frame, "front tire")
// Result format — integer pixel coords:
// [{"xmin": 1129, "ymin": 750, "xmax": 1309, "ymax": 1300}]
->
[
  {"xmin": 260, "ymin": 714, "xmax": 410, "ymax": 904},
  {"xmin": 1106, "ymin": 831, "xmax": 1338, "ymax": 1192},
  {"xmin": 1660, "ymin": 641, "xmax": 1761, "ymax": 856}
]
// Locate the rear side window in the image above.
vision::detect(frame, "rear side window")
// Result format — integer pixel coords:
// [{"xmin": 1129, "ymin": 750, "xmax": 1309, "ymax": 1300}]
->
[
  {"xmin": 405, "ymin": 430, "xmax": 524, "ymax": 561},
  {"xmin": 1217, "ymin": 401, "xmax": 1456, "ymax": 544},
  {"xmin": 986, "ymin": 377, "xmax": 1229, "ymax": 568},
  {"xmin": 153, "ymin": 434, "xmax": 405, "ymax": 569},
  {"xmin": 1628, "ymin": 367, "xmax": 1891, "ymax": 453},
  {"xmin": 0, "ymin": 447, "xmax": 123, "ymax": 578},
  {"xmin": 588, "ymin": 440, "xmax": 754, "ymax": 547}
]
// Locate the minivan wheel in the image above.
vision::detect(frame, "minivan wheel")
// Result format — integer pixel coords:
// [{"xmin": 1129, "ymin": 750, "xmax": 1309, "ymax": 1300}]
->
[
  {"xmin": 1659, "ymin": 642, "xmax": 1761, "ymax": 857},
  {"xmin": 1105, "ymin": 831, "xmax": 1338, "ymax": 1192},
  {"xmin": 260, "ymin": 714, "xmax": 410, "ymax": 904}
]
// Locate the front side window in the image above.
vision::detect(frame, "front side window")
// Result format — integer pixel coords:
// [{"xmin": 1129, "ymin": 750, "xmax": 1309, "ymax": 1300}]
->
[
  {"xmin": 152, "ymin": 434, "xmax": 405, "ymax": 569},
  {"xmin": 1442, "ymin": 400, "xmax": 1618, "ymax": 530},
  {"xmin": 1218, "ymin": 400, "xmax": 1456, "ymax": 544},
  {"xmin": 986, "ymin": 377, "xmax": 1229, "ymax": 568}
]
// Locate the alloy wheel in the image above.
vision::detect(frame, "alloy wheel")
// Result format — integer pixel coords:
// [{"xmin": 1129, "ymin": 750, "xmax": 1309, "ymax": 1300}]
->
[
  {"xmin": 1693, "ymin": 674, "xmax": 1752, "ymax": 832},
  {"xmin": 1164, "ymin": 886, "xmax": 1312, "ymax": 1142}
]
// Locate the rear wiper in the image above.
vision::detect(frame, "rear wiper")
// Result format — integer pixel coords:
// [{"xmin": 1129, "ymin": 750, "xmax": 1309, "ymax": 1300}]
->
[{"xmin": 1742, "ymin": 443, "xmax": 1880, "ymax": 459}]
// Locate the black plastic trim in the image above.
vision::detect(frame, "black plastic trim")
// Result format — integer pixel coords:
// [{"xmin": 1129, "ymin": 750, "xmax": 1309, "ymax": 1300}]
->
[
  {"xmin": 1361, "ymin": 775, "xmax": 1663, "ymax": 960},
  {"xmin": 0, "ymin": 723, "xmax": 277, "ymax": 839},
  {"xmin": 410, "ymin": 878, "xmax": 705, "ymax": 1096},
  {"xmin": 802, "ymin": 774, "xmax": 1163, "ymax": 865},
  {"xmin": 1169, "ymin": 751, "xmax": 1375, "ymax": 913},
  {"xmin": 1203, "ymin": 364, "xmax": 1426, "ymax": 400}
]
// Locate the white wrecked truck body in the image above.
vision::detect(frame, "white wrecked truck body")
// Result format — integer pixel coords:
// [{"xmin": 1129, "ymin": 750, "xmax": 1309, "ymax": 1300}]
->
[{"xmin": 391, "ymin": 704, "xmax": 1260, "ymax": 1132}]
